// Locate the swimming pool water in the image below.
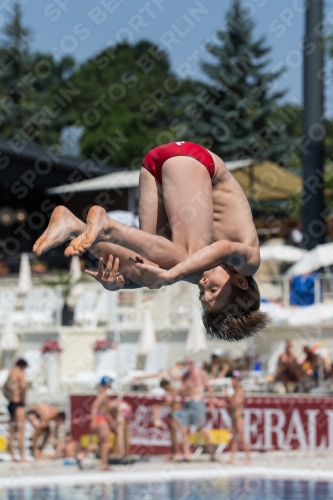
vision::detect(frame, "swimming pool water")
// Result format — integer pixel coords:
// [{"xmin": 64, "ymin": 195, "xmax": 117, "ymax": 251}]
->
[{"xmin": 3, "ymin": 478, "xmax": 333, "ymax": 500}]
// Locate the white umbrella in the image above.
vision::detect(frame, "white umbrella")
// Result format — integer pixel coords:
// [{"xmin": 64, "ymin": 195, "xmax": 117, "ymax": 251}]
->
[
  {"xmin": 137, "ymin": 308, "xmax": 156, "ymax": 355},
  {"xmin": 18, "ymin": 253, "xmax": 32, "ymax": 294},
  {"xmin": 185, "ymin": 306, "xmax": 207, "ymax": 356},
  {"xmin": 69, "ymin": 256, "xmax": 82, "ymax": 284},
  {"xmin": 1, "ymin": 312, "xmax": 19, "ymax": 352},
  {"xmin": 287, "ymin": 243, "xmax": 333, "ymax": 276},
  {"xmin": 260, "ymin": 244, "xmax": 306, "ymax": 263}
]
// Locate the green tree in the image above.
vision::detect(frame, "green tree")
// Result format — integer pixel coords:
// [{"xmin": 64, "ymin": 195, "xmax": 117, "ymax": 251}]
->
[
  {"xmin": 181, "ymin": 0, "xmax": 288, "ymax": 162},
  {"xmin": 0, "ymin": 2, "xmax": 75, "ymax": 146},
  {"xmin": 69, "ymin": 41, "xmax": 194, "ymax": 167}
]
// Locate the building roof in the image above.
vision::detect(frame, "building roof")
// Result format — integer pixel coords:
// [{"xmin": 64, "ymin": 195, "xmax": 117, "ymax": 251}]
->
[{"xmin": 0, "ymin": 136, "xmax": 123, "ymax": 190}]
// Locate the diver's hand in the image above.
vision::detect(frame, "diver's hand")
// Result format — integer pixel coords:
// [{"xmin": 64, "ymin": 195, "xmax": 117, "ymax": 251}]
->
[
  {"xmin": 129, "ymin": 257, "xmax": 172, "ymax": 289},
  {"xmin": 85, "ymin": 256, "xmax": 125, "ymax": 290}
]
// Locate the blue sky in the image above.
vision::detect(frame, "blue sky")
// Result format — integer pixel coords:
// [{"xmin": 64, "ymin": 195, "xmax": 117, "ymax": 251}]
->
[{"xmin": 7, "ymin": 0, "xmax": 332, "ymax": 106}]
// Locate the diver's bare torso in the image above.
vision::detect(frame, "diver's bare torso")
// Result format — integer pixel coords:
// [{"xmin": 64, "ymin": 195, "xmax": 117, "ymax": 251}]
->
[{"xmin": 208, "ymin": 150, "xmax": 259, "ymax": 253}]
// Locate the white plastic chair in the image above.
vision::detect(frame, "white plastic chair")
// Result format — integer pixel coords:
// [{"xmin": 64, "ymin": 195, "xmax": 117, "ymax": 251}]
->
[
  {"xmin": 127, "ymin": 344, "xmax": 169, "ymax": 387},
  {"xmin": 29, "ymin": 289, "xmax": 63, "ymax": 327},
  {"xmin": 12, "ymin": 288, "xmax": 44, "ymax": 327},
  {"xmin": 208, "ymin": 378, "xmax": 233, "ymax": 394},
  {"xmin": 94, "ymin": 290, "xmax": 111, "ymax": 326},
  {"xmin": 22, "ymin": 349, "xmax": 44, "ymax": 389},
  {"xmin": 61, "ymin": 370, "xmax": 100, "ymax": 391},
  {"xmin": 145, "ymin": 344, "xmax": 169, "ymax": 374},
  {"xmin": 116, "ymin": 343, "xmax": 138, "ymax": 377},
  {"xmin": 0, "ymin": 290, "xmax": 17, "ymax": 325},
  {"xmin": 73, "ymin": 290, "xmax": 99, "ymax": 327},
  {"xmin": 95, "ymin": 349, "xmax": 117, "ymax": 380},
  {"xmin": 61, "ymin": 349, "xmax": 118, "ymax": 391}
]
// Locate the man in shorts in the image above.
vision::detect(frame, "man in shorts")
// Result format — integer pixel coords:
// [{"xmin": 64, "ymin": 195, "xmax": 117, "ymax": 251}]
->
[{"xmin": 180, "ymin": 358, "xmax": 215, "ymax": 461}]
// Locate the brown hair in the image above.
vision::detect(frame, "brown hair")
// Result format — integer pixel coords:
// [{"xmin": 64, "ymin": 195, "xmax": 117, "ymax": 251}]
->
[
  {"xmin": 202, "ymin": 276, "xmax": 270, "ymax": 342},
  {"xmin": 160, "ymin": 379, "xmax": 170, "ymax": 389},
  {"xmin": 16, "ymin": 358, "xmax": 28, "ymax": 369}
]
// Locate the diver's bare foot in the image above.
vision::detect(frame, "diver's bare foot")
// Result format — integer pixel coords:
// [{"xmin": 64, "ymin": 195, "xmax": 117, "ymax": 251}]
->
[
  {"xmin": 65, "ymin": 206, "xmax": 112, "ymax": 257},
  {"xmin": 33, "ymin": 206, "xmax": 85, "ymax": 257},
  {"xmin": 244, "ymin": 457, "xmax": 251, "ymax": 465},
  {"xmin": 227, "ymin": 457, "xmax": 235, "ymax": 465}
]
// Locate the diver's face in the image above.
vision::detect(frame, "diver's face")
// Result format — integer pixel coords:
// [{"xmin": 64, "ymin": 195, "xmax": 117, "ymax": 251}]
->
[
  {"xmin": 198, "ymin": 263, "xmax": 250, "ymax": 313},
  {"xmin": 198, "ymin": 266, "xmax": 233, "ymax": 313}
]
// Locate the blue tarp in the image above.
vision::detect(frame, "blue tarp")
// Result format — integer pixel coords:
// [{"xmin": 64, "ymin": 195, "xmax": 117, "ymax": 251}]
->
[{"xmin": 290, "ymin": 273, "xmax": 321, "ymax": 306}]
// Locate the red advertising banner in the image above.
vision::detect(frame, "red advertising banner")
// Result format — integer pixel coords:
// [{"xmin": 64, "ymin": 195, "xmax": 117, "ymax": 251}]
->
[{"xmin": 70, "ymin": 394, "xmax": 333, "ymax": 454}]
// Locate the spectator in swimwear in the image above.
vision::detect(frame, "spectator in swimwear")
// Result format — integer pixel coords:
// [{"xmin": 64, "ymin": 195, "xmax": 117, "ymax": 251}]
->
[
  {"xmin": 301, "ymin": 346, "xmax": 328, "ymax": 384},
  {"xmin": 108, "ymin": 399, "xmax": 133, "ymax": 457},
  {"xmin": 27, "ymin": 403, "xmax": 65, "ymax": 458},
  {"xmin": 90, "ymin": 376, "xmax": 114, "ymax": 471},
  {"xmin": 274, "ymin": 340, "xmax": 300, "ymax": 391},
  {"xmin": 2, "ymin": 358, "xmax": 28, "ymax": 462},
  {"xmin": 227, "ymin": 371, "xmax": 250, "ymax": 465},
  {"xmin": 180, "ymin": 358, "xmax": 215, "ymax": 462},
  {"xmin": 153, "ymin": 379, "xmax": 182, "ymax": 462},
  {"xmin": 203, "ymin": 351, "xmax": 230, "ymax": 380},
  {"xmin": 45, "ymin": 431, "xmax": 80, "ymax": 464}
]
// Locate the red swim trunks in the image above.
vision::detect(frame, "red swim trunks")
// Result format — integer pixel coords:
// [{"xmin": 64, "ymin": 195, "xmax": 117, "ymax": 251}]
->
[{"xmin": 142, "ymin": 141, "xmax": 215, "ymax": 184}]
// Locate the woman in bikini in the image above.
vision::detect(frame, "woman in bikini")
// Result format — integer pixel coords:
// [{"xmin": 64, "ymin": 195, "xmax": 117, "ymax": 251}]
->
[{"xmin": 227, "ymin": 371, "xmax": 251, "ymax": 465}]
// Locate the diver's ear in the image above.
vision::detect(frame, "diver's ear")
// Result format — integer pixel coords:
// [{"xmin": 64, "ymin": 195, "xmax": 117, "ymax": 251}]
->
[{"xmin": 234, "ymin": 274, "xmax": 248, "ymax": 290}]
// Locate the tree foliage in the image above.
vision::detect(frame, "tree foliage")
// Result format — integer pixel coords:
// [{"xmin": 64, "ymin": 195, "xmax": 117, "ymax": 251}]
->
[
  {"xmin": 0, "ymin": 2, "xmax": 75, "ymax": 146},
  {"xmin": 180, "ymin": 0, "xmax": 290, "ymax": 163},
  {"xmin": 68, "ymin": 41, "xmax": 193, "ymax": 167}
]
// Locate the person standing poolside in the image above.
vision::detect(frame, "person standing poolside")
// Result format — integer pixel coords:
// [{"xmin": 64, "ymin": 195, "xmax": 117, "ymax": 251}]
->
[
  {"xmin": 153, "ymin": 379, "xmax": 183, "ymax": 462},
  {"xmin": 90, "ymin": 376, "xmax": 114, "ymax": 471},
  {"xmin": 27, "ymin": 404, "xmax": 66, "ymax": 458},
  {"xmin": 180, "ymin": 358, "xmax": 215, "ymax": 461},
  {"xmin": 227, "ymin": 371, "xmax": 250, "ymax": 465},
  {"xmin": 108, "ymin": 399, "xmax": 133, "ymax": 458},
  {"xmin": 2, "ymin": 359, "xmax": 28, "ymax": 462}
]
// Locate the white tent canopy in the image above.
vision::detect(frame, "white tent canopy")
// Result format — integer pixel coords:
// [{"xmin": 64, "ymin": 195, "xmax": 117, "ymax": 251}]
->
[
  {"xmin": 260, "ymin": 244, "xmax": 306, "ymax": 263},
  {"xmin": 287, "ymin": 242, "xmax": 333, "ymax": 276}
]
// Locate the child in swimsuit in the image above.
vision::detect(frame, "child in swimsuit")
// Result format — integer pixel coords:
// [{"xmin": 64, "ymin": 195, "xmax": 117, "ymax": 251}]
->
[
  {"xmin": 153, "ymin": 379, "xmax": 182, "ymax": 462},
  {"xmin": 90, "ymin": 376, "xmax": 114, "ymax": 471},
  {"xmin": 34, "ymin": 141, "xmax": 269, "ymax": 342}
]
